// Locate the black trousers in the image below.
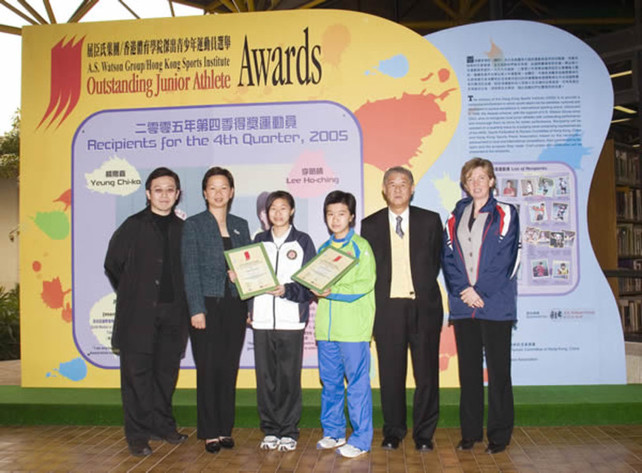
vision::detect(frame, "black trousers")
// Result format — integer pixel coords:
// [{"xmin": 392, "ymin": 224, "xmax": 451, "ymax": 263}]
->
[
  {"xmin": 119, "ymin": 303, "xmax": 184, "ymax": 443},
  {"xmin": 190, "ymin": 296, "xmax": 247, "ymax": 439},
  {"xmin": 453, "ymin": 318, "xmax": 514, "ymax": 446},
  {"xmin": 253, "ymin": 329, "xmax": 304, "ymax": 440},
  {"xmin": 374, "ymin": 298, "xmax": 442, "ymax": 442}
]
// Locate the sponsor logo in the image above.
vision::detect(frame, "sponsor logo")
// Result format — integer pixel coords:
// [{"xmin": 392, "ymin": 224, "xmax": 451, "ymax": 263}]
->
[{"xmin": 39, "ymin": 36, "xmax": 85, "ymax": 129}]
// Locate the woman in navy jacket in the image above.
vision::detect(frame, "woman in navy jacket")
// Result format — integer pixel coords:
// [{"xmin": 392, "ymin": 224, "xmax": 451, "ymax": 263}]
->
[{"xmin": 442, "ymin": 158, "xmax": 520, "ymax": 455}]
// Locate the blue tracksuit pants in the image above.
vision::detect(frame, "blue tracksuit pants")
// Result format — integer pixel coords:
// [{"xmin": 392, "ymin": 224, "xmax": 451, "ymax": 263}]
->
[{"xmin": 317, "ymin": 341, "xmax": 373, "ymax": 451}]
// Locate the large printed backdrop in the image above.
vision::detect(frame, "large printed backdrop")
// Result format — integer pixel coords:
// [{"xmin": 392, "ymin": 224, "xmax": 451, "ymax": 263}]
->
[{"xmin": 20, "ymin": 10, "xmax": 623, "ymax": 388}]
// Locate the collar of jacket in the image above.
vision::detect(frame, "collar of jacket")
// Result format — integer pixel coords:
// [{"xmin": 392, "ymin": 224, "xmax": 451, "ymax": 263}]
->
[
  {"xmin": 455, "ymin": 195, "xmax": 497, "ymax": 214},
  {"xmin": 319, "ymin": 228, "xmax": 360, "ymax": 258},
  {"xmin": 330, "ymin": 228, "xmax": 354, "ymax": 247},
  {"xmin": 263, "ymin": 225, "xmax": 301, "ymax": 243},
  {"xmin": 142, "ymin": 206, "xmax": 179, "ymax": 220}
]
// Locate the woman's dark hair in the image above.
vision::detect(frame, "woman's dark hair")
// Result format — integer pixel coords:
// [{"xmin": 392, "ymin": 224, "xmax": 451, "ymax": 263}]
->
[
  {"xmin": 145, "ymin": 167, "xmax": 181, "ymax": 208},
  {"xmin": 266, "ymin": 190, "xmax": 296, "ymax": 225},
  {"xmin": 201, "ymin": 166, "xmax": 235, "ymax": 210},
  {"xmin": 323, "ymin": 190, "xmax": 356, "ymax": 228},
  {"xmin": 256, "ymin": 191, "xmax": 270, "ymax": 216}
]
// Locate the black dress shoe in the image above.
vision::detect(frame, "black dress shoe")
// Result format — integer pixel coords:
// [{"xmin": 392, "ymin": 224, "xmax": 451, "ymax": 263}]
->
[
  {"xmin": 218, "ymin": 436, "xmax": 235, "ymax": 449},
  {"xmin": 485, "ymin": 442, "xmax": 506, "ymax": 454},
  {"xmin": 457, "ymin": 438, "xmax": 478, "ymax": 450},
  {"xmin": 415, "ymin": 439, "xmax": 434, "ymax": 451},
  {"xmin": 163, "ymin": 432, "xmax": 188, "ymax": 444},
  {"xmin": 128, "ymin": 441, "xmax": 152, "ymax": 457},
  {"xmin": 205, "ymin": 440, "xmax": 221, "ymax": 453},
  {"xmin": 381, "ymin": 436, "xmax": 400, "ymax": 450}
]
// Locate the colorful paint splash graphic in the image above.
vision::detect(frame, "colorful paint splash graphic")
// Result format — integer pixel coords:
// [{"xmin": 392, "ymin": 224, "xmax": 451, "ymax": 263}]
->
[
  {"xmin": 53, "ymin": 189, "xmax": 71, "ymax": 211},
  {"xmin": 439, "ymin": 325, "xmax": 457, "ymax": 371},
  {"xmin": 355, "ymin": 85, "xmax": 455, "ymax": 171},
  {"xmin": 32, "ymin": 211, "xmax": 69, "ymax": 240},
  {"xmin": 366, "ymin": 54, "xmax": 410, "ymax": 78},
  {"xmin": 321, "ymin": 24, "xmax": 350, "ymax": 67},
  {"xmin": 46, "ymin": 357, "xmax": 87, "ymax": 381},
  {"xmin": 41, "ymin": 277, "xmax": 72, "ymax": 323}
]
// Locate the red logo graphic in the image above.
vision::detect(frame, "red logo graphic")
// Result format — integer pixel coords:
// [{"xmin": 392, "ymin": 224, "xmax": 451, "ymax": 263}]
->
[{"xmin": 38, "ymin": 36, "xmax": 85, "ymax": 129}]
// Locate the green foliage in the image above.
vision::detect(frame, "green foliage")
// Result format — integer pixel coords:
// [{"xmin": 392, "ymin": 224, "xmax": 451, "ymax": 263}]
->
[
  {"xmin": 0, "ymin": 110, "xmax": 20, "ymax": 179},
  {"xmin": 0, "ymin": 285, "xmax": 20, "ymax": 360},
  {"xmin": 0, "ymin": 154, "xmax": 19, "ymax": 179}
]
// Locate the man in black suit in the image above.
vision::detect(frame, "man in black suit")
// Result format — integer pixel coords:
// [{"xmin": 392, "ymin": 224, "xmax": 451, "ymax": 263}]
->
[
  {"xmin": 361, "ymin": 166, "xmax": 443, "ymax": 451},
  {"xmin": 104, "ymin": 167, "xmax": 189, "ymax": 457}
]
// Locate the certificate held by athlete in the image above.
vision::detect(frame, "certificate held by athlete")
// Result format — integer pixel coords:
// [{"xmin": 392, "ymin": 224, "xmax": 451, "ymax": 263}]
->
[
  {"xmin": 292, "ymin": 246, "xmax": 357, "ymax": 293},
  {"xmin": 225, "ymin": 243, "xmax": 279, "ymax": 299}
]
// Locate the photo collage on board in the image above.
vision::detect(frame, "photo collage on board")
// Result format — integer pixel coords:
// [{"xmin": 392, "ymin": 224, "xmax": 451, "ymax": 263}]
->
[{"xmin": 494, "ymin": 163, "xmax": 577, "ymax": 295}]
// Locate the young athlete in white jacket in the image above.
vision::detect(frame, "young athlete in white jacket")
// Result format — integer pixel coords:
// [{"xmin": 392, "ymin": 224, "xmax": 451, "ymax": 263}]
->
[{"xmin": 251, "ymin": 191, "xmax": 316, "ymax": 451}]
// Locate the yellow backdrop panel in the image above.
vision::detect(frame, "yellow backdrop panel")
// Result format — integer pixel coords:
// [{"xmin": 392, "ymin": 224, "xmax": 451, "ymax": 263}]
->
[{"xmin": 20, "ymin": 10, "xmax": 460, "ymax": 387}]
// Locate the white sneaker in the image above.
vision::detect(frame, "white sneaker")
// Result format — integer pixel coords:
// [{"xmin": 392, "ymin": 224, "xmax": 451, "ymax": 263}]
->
[
  {"xmin": 336, "ymin": 444, "xmax": 367, "ymax": 458},
  {"xmin": 277, "ymin": 437, "xmax": 297, "ymax": 451},
  {"xmin": 316, "ymin": 436, "xmax": 347, "ymax": 449},
  {"xmin": 260, "ymin": 435, "xmax": 279, "ymax": 450}
]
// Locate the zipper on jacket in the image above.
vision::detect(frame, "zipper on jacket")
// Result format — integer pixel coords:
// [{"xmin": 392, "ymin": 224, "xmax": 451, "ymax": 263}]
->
[
  {"xmin": 273, "ymin": 244, "xmax": 281, "ymax": 330},
  {"xmin": 454, "ymin": 208, "xmax": 493, "ymax": 320},
  {"xmin": 327, "ymin": 300, "xmax": 332, "ymax": 341},
  {"xmin": 321, "ymin": 232, "xmax": 354, "ymax": 340},
  {"xmin": 471, "ymin": 211, "xmax": 494, "ymax": 319},
  {"xmin": 474, "ymin": 212, "xmax": 494, "ymax": 285}
]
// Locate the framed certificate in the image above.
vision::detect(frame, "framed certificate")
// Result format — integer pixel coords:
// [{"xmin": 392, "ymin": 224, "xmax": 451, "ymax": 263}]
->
[
  {"xmin": 224, "ymin": 243, "xmax": 279, "ymax": 300},
  {"xmin": 292, "ymin": 246, "xmax": 357, "ymax": 292}
]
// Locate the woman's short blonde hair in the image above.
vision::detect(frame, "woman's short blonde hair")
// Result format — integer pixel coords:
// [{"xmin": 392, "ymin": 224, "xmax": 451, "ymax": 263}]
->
[{"xmin": 460, "ymin": 157, "xmax": 496, "ymax": 192}]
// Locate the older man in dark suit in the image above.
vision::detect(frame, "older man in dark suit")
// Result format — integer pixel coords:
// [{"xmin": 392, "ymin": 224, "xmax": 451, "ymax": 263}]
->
[{"xmin": 361, "ymin": 166, "xmax": 443, "ymax": 451}]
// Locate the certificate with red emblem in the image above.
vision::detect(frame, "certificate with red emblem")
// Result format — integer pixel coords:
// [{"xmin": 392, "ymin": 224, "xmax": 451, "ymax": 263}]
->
[
  {"xmin": 292, "ymin": 246, "xmax": 357, "ymax": 292},
  {"xmin": 224, "ymin": 243, "xmax": 279, "ymax": 300}
]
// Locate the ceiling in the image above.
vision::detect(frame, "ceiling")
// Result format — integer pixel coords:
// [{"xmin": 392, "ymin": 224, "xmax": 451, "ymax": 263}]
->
[{"xmin": 1, "ymin": 0, "xmax": 639, "ymax": 142}]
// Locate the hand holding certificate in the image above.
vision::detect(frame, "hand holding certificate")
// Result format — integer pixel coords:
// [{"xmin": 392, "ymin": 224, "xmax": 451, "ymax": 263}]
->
[
  {"xmin": 224, "ymin": 243, "xmax": 279, "ymax": 300},
  {"xmin": 292, "ymin": 246, "xmax": 357, "ymax": 293}
]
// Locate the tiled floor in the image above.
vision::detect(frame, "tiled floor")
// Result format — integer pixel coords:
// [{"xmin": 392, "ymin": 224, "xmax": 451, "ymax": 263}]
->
[
  {"xmin": 0, "ymin": 424, "xmax": 641, "ymax": 472},
  {"xmin": 0, "ymin": 360, "xmax": 20, "ymax": 386}
]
